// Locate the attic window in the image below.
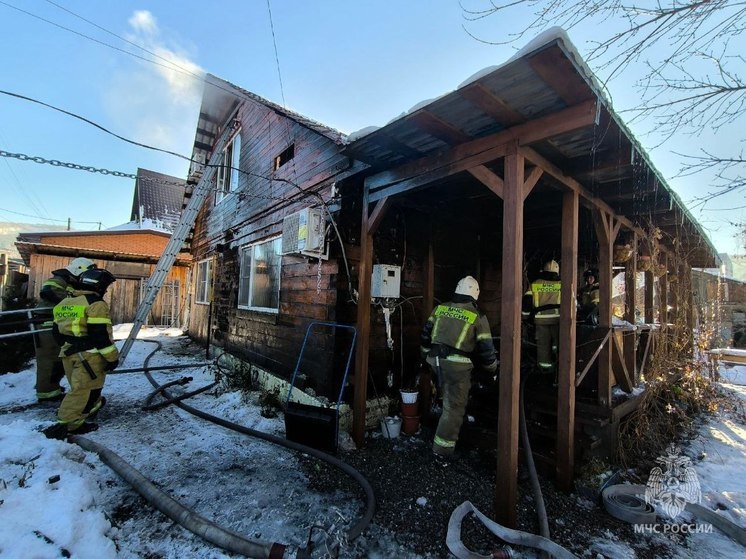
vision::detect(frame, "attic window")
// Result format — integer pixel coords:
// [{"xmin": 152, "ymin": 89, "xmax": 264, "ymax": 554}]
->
[{"xmin": 273, "ymin": 144, "xmax": 295, "ymax": 171}]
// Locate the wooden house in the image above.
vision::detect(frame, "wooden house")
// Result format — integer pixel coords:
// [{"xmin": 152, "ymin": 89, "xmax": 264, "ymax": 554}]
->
[
  {"xmin": 184, "ymin": 31, "xmax": 718, "ymax": 526},
  {"xmin": 15, "ymin": 170, "xmax": 189, "ymax": 325}
]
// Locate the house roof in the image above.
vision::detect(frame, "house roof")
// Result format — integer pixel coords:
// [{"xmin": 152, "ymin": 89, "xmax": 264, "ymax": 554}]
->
[
  {"xmin": 189, "ymin": 74, "xmax": 346, "ymax": 179},
  {"xmin": 130, "ymin": 168, "xmax": 186, "ymax": 232},
  {"xmin": 15, "ymin": 240, "xmax": 191, "ymax": 266},
  {"xmin": 343, "ymin": 28, "xmax": 718, "ymax": 268}
]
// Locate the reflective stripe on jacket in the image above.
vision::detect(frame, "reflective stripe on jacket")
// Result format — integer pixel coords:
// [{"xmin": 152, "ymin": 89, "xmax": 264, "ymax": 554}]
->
[
  {"xmin": 524, "ymin": 278, "xmax": 561, "ymax": 323},
  {"xmin": 52, "ymin": 290, "xmax": 119, "ymax": 362},
  {"xmin": 420, "ymin": 297, "xmax": 497, "ymax": 372}
]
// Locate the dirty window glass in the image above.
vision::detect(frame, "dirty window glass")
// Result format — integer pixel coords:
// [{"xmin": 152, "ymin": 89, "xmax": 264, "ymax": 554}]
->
[
  {"xmin": 195, "ymin": 259, "xmax": 212, "ymax": 304},
  {"xmin": 238, "ymin": 237, "xmax": 282, "ymax": 312}
]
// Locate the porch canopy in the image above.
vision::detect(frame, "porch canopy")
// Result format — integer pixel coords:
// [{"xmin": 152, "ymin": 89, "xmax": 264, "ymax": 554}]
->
[{"xmin": 342, "ymin": 29, "xmax": 718, "ymax": 527}]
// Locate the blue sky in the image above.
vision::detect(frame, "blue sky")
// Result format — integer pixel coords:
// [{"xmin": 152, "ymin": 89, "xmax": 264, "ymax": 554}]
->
[{"xmin": 0, "ymin": 0, "xmax": 743, "ymax": 254}]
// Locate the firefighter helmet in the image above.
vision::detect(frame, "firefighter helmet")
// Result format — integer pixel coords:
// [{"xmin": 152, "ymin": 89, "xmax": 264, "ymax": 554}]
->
[
  {"xmin": 455, "ymin": 276, "xmax": 480, "ymax": 300},
  {"xmin": 78, "ymin": 268, "xmax": 116, "ymax": 294},
  {"xmin": 65, "ymin": 257, "xmax": 97, "ymax": 277},
  {"xmin": 583, "ymin": 268, "xmax": 599, "ymax": 280},
  {"xmin": 543, "ymin": 260, "xmax": 560, "ymax": 274}
]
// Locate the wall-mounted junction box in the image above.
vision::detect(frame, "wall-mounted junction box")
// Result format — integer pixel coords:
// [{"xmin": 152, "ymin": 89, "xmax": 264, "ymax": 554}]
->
[{"xmin": 371, "ymin": 264, "xmax": 401, "ymax": 299}]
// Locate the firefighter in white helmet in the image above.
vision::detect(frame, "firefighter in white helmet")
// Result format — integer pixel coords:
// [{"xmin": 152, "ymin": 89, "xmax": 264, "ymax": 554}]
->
[
  {"xmin": 421, "ymin": 276, "xmax": 497, "ymax": 458},
  {"xmin": 522, "ymin": 260, "xmax": 561, "ymax": 373},
  {"xmin": 32, "ymin": 257, "xmax": 97, "ymax": 402}
]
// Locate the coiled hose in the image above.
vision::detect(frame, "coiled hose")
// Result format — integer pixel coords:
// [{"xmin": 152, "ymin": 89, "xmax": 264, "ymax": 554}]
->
[{"xmin": 73, "ymin": 338, "xmax": 376, "ymax": 559}]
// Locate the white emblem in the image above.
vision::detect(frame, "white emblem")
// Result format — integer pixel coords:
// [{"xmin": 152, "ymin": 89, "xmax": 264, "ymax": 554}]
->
[{"xmin": 645, "ymin": 443, "xmax": 701, "ymax": 519}]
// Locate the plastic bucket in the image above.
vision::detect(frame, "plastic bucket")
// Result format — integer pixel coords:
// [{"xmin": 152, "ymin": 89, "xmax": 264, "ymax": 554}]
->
[
  {"xmin": 401, "ymin": 401, "xmax": 418, "ymax": 416},
  {"xmin": 380, "ymin": 416, "xmax": 402, "ymax": 439},
  {"xmin": 400, "ymin": 389, "xmax": 419, "ymax": 404},
  {"xmin": 401, "ymin": 414, "xmax": 420, "ymax": 435}
]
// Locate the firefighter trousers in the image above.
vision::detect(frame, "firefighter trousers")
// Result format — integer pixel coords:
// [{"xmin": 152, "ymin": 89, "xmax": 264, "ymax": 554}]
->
[
  {"xmin": 58, "ymin": 352, "xmax": 107, "ymax": 431},
  {"xmin": 535, "ymin": 320, "xmax": 559, "ymax": 371},
  {"xmin": 34, "ymin": 329, "xmax": 65, "ymax": 398},
  {"xmin": 428, "ymin": 358, "xmax": 473, "ymax": 456}
]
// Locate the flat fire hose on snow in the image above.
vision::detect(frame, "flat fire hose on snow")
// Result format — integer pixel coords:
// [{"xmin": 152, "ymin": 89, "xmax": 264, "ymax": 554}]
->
[{"xmin": 446, "ymin": 501, "xmax": 578, "ymax": 559}]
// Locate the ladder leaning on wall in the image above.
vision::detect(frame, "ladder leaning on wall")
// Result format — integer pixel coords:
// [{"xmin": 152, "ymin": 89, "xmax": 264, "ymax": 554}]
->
[{"xmin": 118, "ymin": 108, "xmax": 239, "ymax": 365}]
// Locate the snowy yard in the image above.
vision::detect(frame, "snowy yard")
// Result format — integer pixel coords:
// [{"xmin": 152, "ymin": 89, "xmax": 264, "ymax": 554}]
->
[{"xmin": 1, "ymin": 327, "xmax": 745, "ymax": 558}]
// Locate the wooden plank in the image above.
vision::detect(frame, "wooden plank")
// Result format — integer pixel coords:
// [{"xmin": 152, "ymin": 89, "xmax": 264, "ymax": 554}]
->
[
  {"xmin": 458, "ymin": 82, "xmax": 526, "ymax": 126},
  {"xmin": 528, "ymin": 45, "xmax": 596, "ymax": 104},
  {"xmin": 366, "ymin": 100, "xmax": 597, "ymax": 192},
  {"xmin": 644, "ymin": 269, "xmax": 654, "ymax": 323},
  {"xmin": 659, "ymin": 254, "xmax": 668, "ymax": 328},
  {"xmin": 611, "ymin": 333, "xmax": 634, "ymax": 393},
  {"xmin": 576, "ymin": 329, "xmax": 612, "ymax": 387},
  {"xmin": 593, "ymin": 209, "xmax": 614, "ymax": 407},
  {"xmin": 353, "ymin": 185, "xmax": 373, "ymax": 446},
  {"xmin": 496, "ymin": 144, "xmax": 524, "ymax": 528},
  {"xmin": 367, "ymin": 131, "xmax": 424, "ymax": 160},
  {"xmin": 419, "ymin": 222, "xmax": 435, "ymax": 419},
  {"xmin": 564, "ymin": 144, "xmax": 633, "ymax": 177},
  {"xmin": 369, "ymin": 197, "xmax": 392, "ymax": 235},
  {"xmin": 624, "ymin": 238, "xmax": 638, "ymax": 383},
  {"xmin": 523, "ymin": 166, "xmax": 543, "ymax": 200},
  {"xmin": 468, "ymin": 165, "xmax": 504, "ymax": 199},
  {"xmin": 557, "ymin": 190, "xmax": 579, "ymax": 491},
  {"xmin": 406, "ymin": 110, "xmax": 472, "ymax": 144}
]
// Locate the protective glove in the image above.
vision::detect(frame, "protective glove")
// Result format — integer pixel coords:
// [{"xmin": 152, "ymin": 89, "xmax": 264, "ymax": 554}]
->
[{"xmin": 104, "ymin": 359, "xmax": 119, "ymax": 372}]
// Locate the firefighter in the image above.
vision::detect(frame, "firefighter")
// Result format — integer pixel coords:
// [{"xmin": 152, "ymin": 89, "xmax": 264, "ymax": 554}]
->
[
  {"xmin": 421, "ymin": 276, "xmax": 497, "ymax": 458},
  {"xmin": 47, "ymin": 268, "xmax": 118, "ymax": 436},
  {"xmin": 522, "ymin": 260, "xmax": 561, "ymax": 373},
  {"xmin": 32, "ymin": 257, "xmax": 96, "ymax": 402},
  {"xmin": 578, "ymin": 268, "xmax": 600, "ymax": 324}
]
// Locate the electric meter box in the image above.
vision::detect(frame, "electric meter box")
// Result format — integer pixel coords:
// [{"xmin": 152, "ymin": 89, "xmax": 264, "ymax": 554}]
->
[{"xmin": 371, "ymin": 264, "xmax": 401, "ymax": 299}]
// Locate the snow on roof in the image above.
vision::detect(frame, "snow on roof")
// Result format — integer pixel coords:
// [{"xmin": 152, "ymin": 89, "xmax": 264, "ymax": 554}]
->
[{"xmin": 105, "ymin": 218, "xmax": 173, "ymax": 234}]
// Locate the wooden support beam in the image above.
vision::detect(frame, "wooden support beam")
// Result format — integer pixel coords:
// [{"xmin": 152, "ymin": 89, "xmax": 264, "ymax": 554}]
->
[
  {"xmin": 469, "ymin": 165, "xmax": 504, "ymax": 199},
  {"xmin": 593, "ymin": 209, "xmax": 616, "ymax": 408},
  {"xmin": 612, "ymin": 333, "xmax": 634, "ymax": 392},
  {"xmin": 564, "ymin": 144, "xmax": 632, "ymax": 177},
  {"xmin": 683, "ymin": 262, "xmax": 694, "ymax": 354},
  {"xmin": 576, "ymin": 329, "xmax": 612, "ymax": 387},
  {"xmin": 419, "ymin": 218, "xmax": 435, "ymax": 416},
  {"xmin": 369, "ymin": 197, "xmax": 392, "ymax": 235},
  {"xmin": 528, "ymin": 45, "xmax": 596, "ymax": 104},
  {"xmin": 459, "ymin": 82, "xmax": 526, "ymax": 126},
  {"xmin": 367, "ymin": 132, "xmax": 425, "ymax": 160},
  {"xmin": 557, "ymin": 190, "xmax": 578, "ymax": 492},
  {"xmin": 523, "ymin": 166, "xmax": 543, "ymax": 200},
  {"xmin": 644, "ymin": 269, "xmax": 654, "ymax": 323},
  {"xmin": 406, "ymin": 110, "xmax": 472, "ymax": 145},
  {"xmin": 624, "ymin": 234, "xmax": 638, "ymax": 384},
  {"xmin": 352, "ymin": 189, "xmax": 391, "ymax": 445},
  {"xmin": 659, "ymin": 254, "xmax": 669, "ymax": 327},
  {"xmin": 496, "ymin": 144, "xmax": 524, "ymax": 527},
  {"xmin": 366, "ymin": 100, "xmax": 597, "ymax": 197}
]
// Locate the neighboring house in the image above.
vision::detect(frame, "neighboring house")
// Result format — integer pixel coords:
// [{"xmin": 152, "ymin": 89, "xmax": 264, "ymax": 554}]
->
[
  {"xmin": 14, "ymin": 169, "xmax": 189, "ymax": 325},
  {"xmin": 130, "ymin": 168, "xmax": 186, "ymax": 232},
  {"xmin": 692, "ymin": 268, "xmax": 746, "ymax": 347},
  {"xmin": 184, "ymin": 31, "xmax": 719, "ymax": 523}
]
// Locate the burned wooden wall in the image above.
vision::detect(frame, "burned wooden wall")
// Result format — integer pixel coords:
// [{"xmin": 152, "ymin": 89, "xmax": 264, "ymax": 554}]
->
[{"xmin": 187, "ymin": 95, "xmax": 351, "ymax": 398}]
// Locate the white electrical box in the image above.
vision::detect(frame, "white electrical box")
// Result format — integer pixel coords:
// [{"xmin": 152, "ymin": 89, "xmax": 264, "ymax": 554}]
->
[
  {"xmin": 371, "ymin": 264, "xmax": 401, "ymax": 299},
  {"xmin": 281, "ymin": 207, "xmax": 327, "ymax": 258}
]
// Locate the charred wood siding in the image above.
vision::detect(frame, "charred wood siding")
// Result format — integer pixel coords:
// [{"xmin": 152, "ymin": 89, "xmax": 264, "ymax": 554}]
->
[{"xmin": 188, "ymin": 98, "xmax": 350, "ymax": 398}]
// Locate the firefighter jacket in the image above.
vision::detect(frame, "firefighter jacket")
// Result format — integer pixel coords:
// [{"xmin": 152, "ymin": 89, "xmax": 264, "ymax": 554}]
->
[
  {"xmin": 579, "ymin": 281, "xmax": 600, "ymax": 309},
  {"xmin": 522, "ymin": 271, "xmax": 561, "ymax": 324},
  {"xmin": 52, "ymin": 290, "xmax": 119, "ymax": 365},
  {"xmin": 34, "ymin": 270, "xmax": 76, "ymax": 327},
  {"xmin": 420, "ymin": 294, "xmax": 497, "ymax": 372}
]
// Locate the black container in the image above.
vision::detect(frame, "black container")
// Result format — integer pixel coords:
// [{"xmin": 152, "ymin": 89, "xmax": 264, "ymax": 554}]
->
[{"xmin": 284, "ymin": 401, "xmax": 338, "ymax": 453}]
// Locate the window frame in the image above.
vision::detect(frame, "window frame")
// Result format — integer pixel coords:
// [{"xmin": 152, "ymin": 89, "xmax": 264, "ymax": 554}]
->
[
  {"xmin": 237, "ymin": 236, "xmax": 282, "ymax": 313},
  {"xmin": 195, "ymin": 258, "xmax": 212, "ymax": 305},
  {"xmin": 215, "ymin": 129, "xmax": 241, "ymax": 205}
]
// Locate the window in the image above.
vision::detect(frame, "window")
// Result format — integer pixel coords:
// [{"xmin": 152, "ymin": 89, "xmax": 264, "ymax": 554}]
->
[
  {"xmin": 216, "ymin": 131, "xmax": 241, "ymax": 204},
  {"xmin": 238, "ymin": 237, "xmax": 282, "ymax": 312},
  {"xmin": 195, "ymin": 258, "xmax": 212, "ymax": 304},
  {"xmin": 273, "ymin": 144, "xmax": 294, "ymax": 171}
]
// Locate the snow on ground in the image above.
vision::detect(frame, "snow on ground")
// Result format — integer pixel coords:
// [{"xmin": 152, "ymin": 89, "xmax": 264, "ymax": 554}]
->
[{"xmin": 1, "ymin": 328, "xmax": 745, "ymax": 558}]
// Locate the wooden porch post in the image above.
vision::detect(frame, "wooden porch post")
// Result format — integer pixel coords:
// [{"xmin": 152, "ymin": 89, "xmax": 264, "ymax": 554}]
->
[
  {"xmin": 353, "ymin": 189, "xmax": 391, "ymax": 446},
  {"xmin": 593, "ymin": 210, "xmax": 617, "ymax": 408},
  {"xmin": 496, "ymin": 143, "xmax": 523, "ymax": 527},
  {"xmin": 659, "ymin": 254, "xmax": 669, "ymax": 325},
  {"xmin": 624, "ymin": 232, "xmax": 638, "ymax": 382},
  {"xmin": 557, "ymin": 190, "xmax": 578, "ymax": 491},
  {"xmin": 419, "ymin": 218, "xmax": 435, "ymax": 415},
  {"xmin": 644, "ymin": 268, "xmax": 654, "ymax": 324}
]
